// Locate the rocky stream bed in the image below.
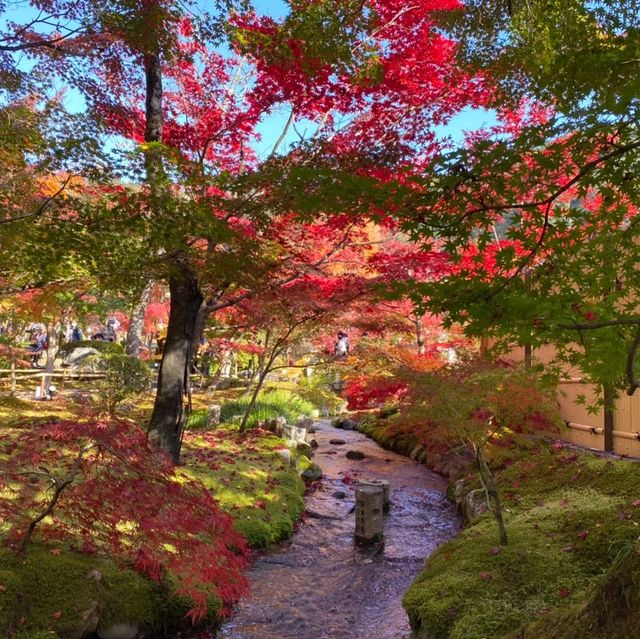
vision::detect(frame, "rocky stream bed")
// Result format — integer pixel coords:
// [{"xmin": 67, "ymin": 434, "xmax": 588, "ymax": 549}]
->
[{"xmin": 218, "ymin": 419, "xmax": 461, "ymax": 639}]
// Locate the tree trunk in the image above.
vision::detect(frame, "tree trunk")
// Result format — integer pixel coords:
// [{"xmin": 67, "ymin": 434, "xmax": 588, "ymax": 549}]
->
[
  {"xmin": 239, "ymin": 342, "xmax": 281, "ymax": 432},
  {"xmin": 415, "ymin": 314, "xmax": 426, "ymax": 355},
  {"xmin": 125, "ymin": 281, "xmax": 154, "ymax": 357},
  {"xmin": 148, "ymin": 265, "xmax": 203, "ymax": 462},
  {"xmin": 189, "ymin": 298, "xmax": 209, "ymax": 371},
  {"xmin": 144, "ymin": 51, "xmax": 163, "ymax": 151},
  {"xmin": 476, "ymin": 446, "xmax": 508, "ymax": 545}
]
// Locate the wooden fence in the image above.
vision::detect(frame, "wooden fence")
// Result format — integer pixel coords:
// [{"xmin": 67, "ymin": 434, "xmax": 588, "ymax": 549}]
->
[
  {"xmin": 504, "ymin": 344, "xmax": 640, "ymax": 457},
  {"xmin": 0, "ymin": 367, "xmax": 106, "ymax": 397}
]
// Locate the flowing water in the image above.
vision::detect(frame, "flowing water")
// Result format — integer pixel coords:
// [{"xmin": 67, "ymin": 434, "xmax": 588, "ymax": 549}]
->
[{"xmin": 218, "ymin": 420, "xmax": 461, "ymax": 639}]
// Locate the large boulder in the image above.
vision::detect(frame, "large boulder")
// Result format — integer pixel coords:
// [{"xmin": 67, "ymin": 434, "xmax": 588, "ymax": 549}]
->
[{"xmin": 62, "ymin": 346, "xmax": 103, "ymax": 369}]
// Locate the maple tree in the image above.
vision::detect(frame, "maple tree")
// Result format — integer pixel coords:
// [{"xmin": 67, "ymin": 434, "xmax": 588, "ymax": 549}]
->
[
  {"xmin": 380, "ymin": 358, "xmax": 562, "ymax": 545},
  {"xmin": 1, "ymin": 0, "xmax": 487, "ymax": 461},
  {"xmin": 383, "ymin": 1, "xmax": 640, "ymax": 400}
]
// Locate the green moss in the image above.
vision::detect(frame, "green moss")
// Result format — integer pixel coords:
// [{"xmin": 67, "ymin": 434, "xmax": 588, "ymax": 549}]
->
[
  {"xmin": 404, "ymin": 445, "xmax": 640, "ymax": 639},
  {"xmin": 181, "ymin": 426, "xmax": 306, "ymax": 549},
  {"xmin": 98, "ymin": 563, "xmax": 167, "ymax": 628},
  {"xmin": 505, "ymin": 542, "xmax": 640, "ymax": 639},
  {"xmin": 0, "ymin": 546, "xmax": 165, "ymax": 638}
]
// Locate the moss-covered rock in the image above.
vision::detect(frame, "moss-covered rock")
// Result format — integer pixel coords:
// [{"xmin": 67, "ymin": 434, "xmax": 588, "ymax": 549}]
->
[{"xmin": 0, "ymin": 546, "xmax": 167, "ymax": 639}]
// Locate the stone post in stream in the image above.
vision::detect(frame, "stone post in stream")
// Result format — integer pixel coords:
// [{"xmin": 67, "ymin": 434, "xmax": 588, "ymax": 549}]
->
[{"xmin": 355, "ymin": 484, "xmax": 385, "ymax": 545}]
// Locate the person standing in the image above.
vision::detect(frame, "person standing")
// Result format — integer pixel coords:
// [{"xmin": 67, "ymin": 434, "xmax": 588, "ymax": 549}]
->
[{"xmin": 334, "ymin": 331, "xmax": 349, "ymax": 359}]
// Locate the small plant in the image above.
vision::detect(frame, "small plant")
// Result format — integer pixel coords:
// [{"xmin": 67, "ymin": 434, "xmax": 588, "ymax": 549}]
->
[
  {"xmin": 391, "ymin": 360, "xmax": 563, "ymax": 545},
  {"xmin": 220, "ymin": 390, "xmax": 314, "ymax": 429},
  {"xmin": 89, "ymin": 352, "xmax": 151, "ymax": 414}
]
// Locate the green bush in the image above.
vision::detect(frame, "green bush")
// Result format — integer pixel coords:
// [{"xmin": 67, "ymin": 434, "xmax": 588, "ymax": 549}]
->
[
  {"xmin": 220, "ymin": 389, "xmax": 314, "ymax": 429},
  {"xmin": 89, "ymin": 352, "xmax": 151, "ymax": 414},
  {"xmin": 295, "ymin": 372, "xmax": 344, "ymax": 414}
]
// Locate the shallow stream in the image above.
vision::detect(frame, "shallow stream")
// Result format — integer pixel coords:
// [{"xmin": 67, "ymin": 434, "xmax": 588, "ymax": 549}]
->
[{"xmin": 218, "ymin": 420, "xmax": 461, "ymax": 639}]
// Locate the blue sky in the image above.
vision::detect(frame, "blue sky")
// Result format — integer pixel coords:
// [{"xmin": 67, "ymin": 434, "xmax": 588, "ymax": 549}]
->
[{"xmin": 3, "ymin": 0, "xmax": 497, "ymax": 156}]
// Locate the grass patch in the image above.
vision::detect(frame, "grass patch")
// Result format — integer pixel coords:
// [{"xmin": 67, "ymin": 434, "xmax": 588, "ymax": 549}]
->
[
  {"xmin": 403, "ymin": 445, "xmax": 640, "ymax": 639},
  {"xmin": 219, "ymin": 389, "xmax": 314, "ymax": 429}
]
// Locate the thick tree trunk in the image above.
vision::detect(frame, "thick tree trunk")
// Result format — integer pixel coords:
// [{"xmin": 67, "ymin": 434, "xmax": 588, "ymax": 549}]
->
[
  {"xmin": 125, "ymin": 281, "xmax": 154, "ymax": 357},
  {"xmin": 148, "ymin": 265, "xmax": 203, "ymax": 462}
]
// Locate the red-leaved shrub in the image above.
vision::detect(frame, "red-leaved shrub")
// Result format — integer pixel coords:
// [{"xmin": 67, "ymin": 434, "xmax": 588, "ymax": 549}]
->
[{"xmin": 0, "ymin": 419, "xmax": 249, "ymax": 622}]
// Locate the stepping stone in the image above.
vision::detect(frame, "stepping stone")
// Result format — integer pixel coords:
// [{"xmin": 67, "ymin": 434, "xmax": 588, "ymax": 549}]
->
[
  {"xmin": 329, "ymin": 438, "xmax": 346, "ymax": 445},
  {"xmin": 346, "ymin": 450, "xmax": 366, "ymax": 460}
]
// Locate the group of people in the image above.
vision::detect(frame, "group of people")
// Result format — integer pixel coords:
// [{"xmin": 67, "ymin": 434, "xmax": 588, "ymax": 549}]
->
[
  {"xmin": 23, "ymin": 316, "xmax": 122, "ymax": 368},
  {"xmin": 90, "ymin": 317, "xmax": 120, "ymax": 343}
]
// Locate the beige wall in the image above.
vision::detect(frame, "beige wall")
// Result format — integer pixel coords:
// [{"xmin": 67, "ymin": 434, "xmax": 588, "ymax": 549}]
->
[{"xmin": 503, "ymin": 345, "xmax": 640, "ymax": 457}]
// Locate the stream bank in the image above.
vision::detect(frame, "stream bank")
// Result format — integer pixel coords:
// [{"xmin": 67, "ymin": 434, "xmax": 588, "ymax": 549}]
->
[{"xmin": 219, "ymin": 419, "xmax": 461, "ymax": 639}]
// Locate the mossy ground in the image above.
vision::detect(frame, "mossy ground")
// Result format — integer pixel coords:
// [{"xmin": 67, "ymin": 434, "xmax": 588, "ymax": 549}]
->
[
  {"xmin": 356, "ymin": 411, "xmax": 424, "ymax": 458},
  {"xmin": 403, "ymin": 444, "xmax": 640, "ymax": 639},
  {"xmin": 181, "ymin": 414, "xmax": 306, "ymax": 548},
  {"xmin": 0, "ymin": 391, "xmax": 308, "ymax": 637},
  {"xmin": 0, "ymin": 545, "xmax": 171, "ymax": 638}
]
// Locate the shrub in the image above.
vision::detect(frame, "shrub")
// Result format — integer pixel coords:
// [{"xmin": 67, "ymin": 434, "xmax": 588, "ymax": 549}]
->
[
  {"xmin": 0, "ymin": 419, "xmax": 249, "ymax": 623},
  {"xmin": 89, "ymin": 352, "xmax": 151, "ymax": 414},
  {"xmin": 220, "ymin": 389, "xmax": 314, "ymax": 429},
  {"xmin": 295, "ymin": 372, "xmax": 344, "ymax": 414}
]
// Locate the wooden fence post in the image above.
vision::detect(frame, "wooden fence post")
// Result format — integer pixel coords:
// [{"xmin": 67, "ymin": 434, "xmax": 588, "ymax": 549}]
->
[{"xmin": 10, "ymin": 355, "xmax": 16, "ymax": 397}]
